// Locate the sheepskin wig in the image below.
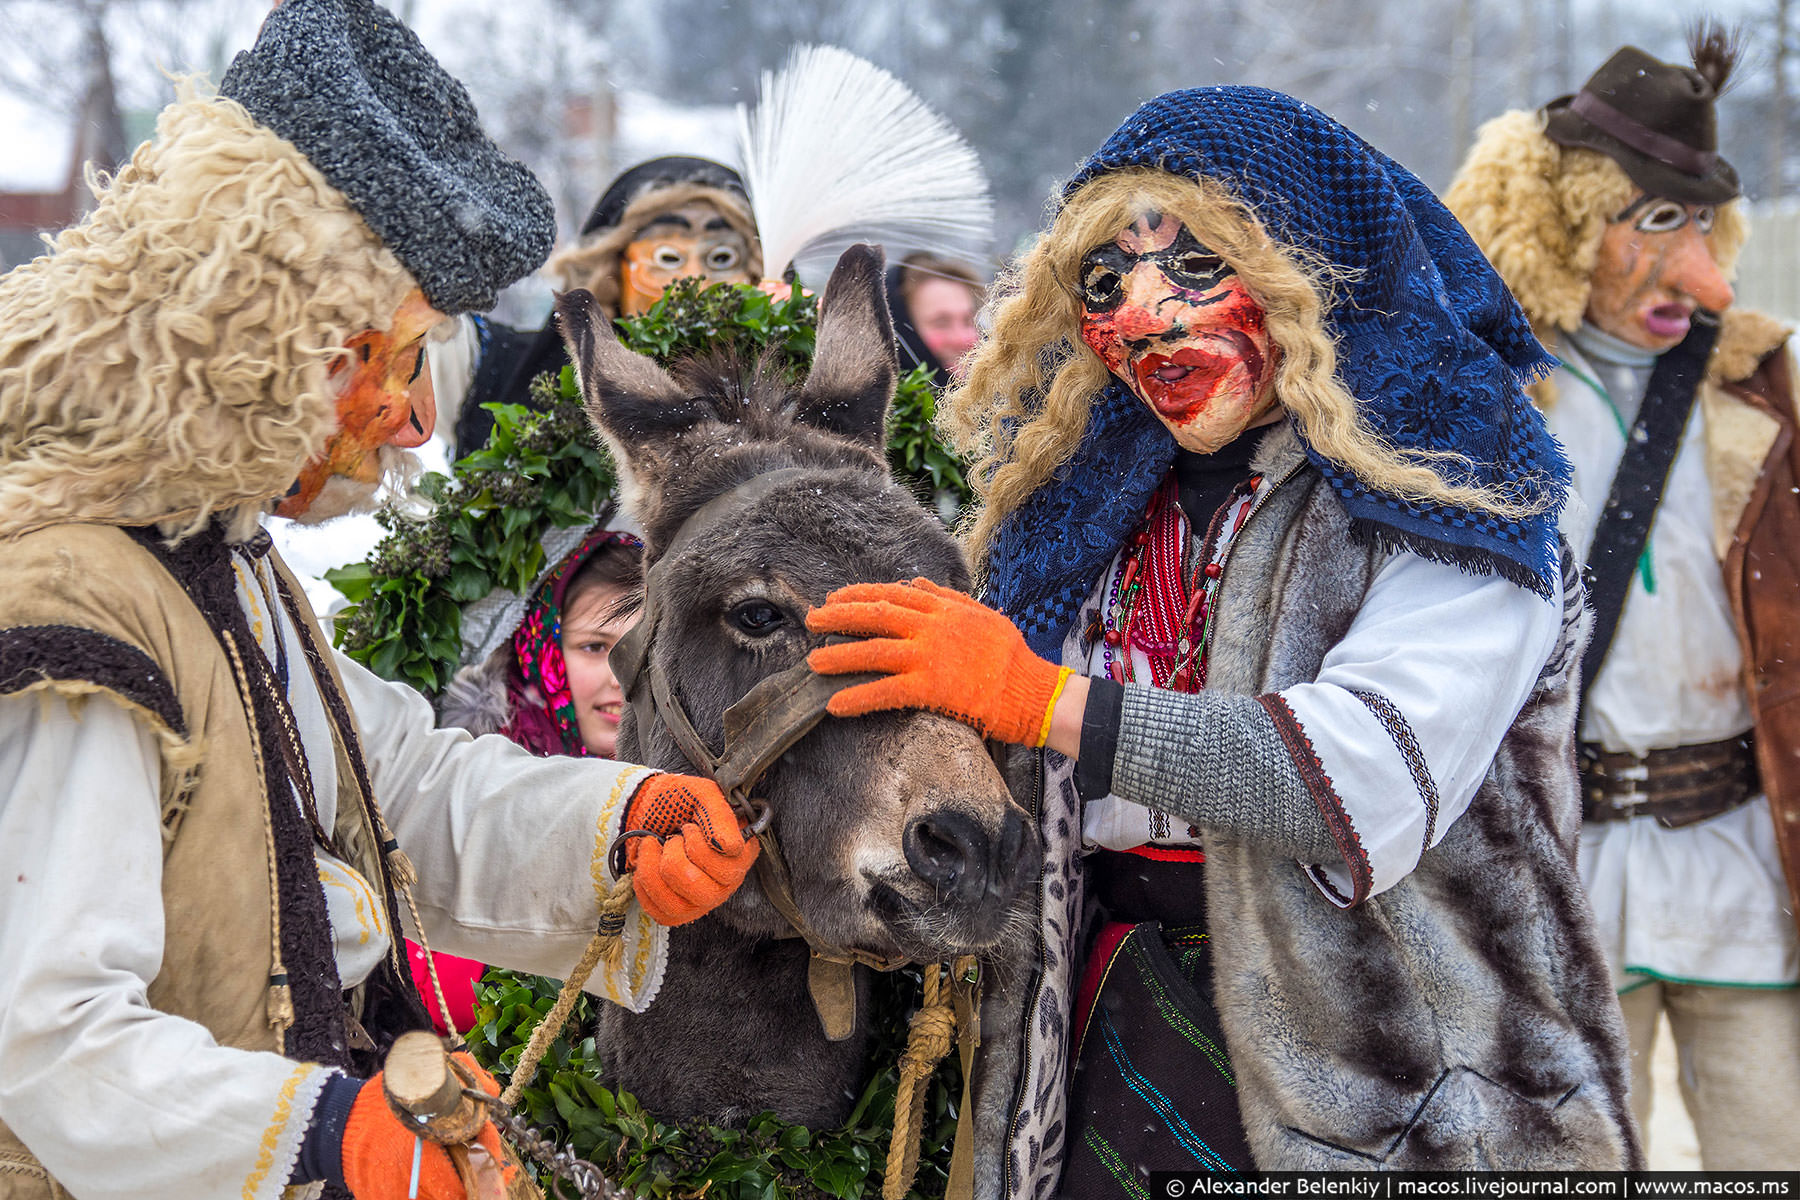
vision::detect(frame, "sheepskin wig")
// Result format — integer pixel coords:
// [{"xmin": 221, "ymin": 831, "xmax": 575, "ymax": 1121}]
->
[
  {"xmin": 945, "ymin": 167, "xmax": 1538, "ymax": 568},
  {"xmin": 1446, "ymin": 108, "xmax": 1750, "ymax": 339},
  {"xmin": 544, "ymin": 181, "xmax": 763, "ymax": 318},
  {"xmin": 0, "ymin": 90, "xmax": 415, "ymax": 543}
]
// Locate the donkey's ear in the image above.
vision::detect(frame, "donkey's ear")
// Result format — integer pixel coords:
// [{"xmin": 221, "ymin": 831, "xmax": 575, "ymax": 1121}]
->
[
  {"xmin": 554, "ymin": 289, "xmax": 711, "ymax": 470},
  {"xmin": 795, "ymin": 244, "xmax": 897, "ymax": 450}
]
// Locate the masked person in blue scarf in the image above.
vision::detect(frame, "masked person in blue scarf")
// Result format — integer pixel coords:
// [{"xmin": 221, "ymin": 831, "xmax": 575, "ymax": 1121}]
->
[{"xmin": 808, "ymin": 89, "xmax": 1640, "ymax": 1190}]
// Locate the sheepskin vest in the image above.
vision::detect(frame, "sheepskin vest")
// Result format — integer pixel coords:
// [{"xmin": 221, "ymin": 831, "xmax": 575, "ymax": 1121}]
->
[
  {"xmin": 996, "ymin": 427, "xmax": 1637, "ymax": 1197},
  {"xmin": 0, "ymin": 523, "xmax": 422, "ymax": 1199},
  {"xmin": 1686, "ymin": 310, "xmax": 1800, "ymax": 938}
]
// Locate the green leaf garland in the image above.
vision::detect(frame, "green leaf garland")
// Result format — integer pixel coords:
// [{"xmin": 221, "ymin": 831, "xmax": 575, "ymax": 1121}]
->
[{"xmin": 328, "ymin": 279, "xmax": 971, "ymax": 693}]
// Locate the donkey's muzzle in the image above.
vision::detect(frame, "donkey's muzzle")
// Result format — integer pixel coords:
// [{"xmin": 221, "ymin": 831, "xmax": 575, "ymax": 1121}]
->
[{"xmin": 903, "ymin": 808, "xmax": 1031, "ymax": 905}]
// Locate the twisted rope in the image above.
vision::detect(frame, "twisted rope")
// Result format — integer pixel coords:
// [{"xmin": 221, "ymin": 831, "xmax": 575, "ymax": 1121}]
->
[
  {"xmin": 883, "ymin": 963, "xmax": 960, "ymax": 1200},
  {"xmin": 501, "ymin": 872, "xmax": 637, "ymax": 1107}
]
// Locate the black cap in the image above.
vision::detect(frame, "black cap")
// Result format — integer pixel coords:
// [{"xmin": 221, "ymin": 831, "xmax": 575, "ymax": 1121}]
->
[
  {"xmin": 220, "ymin": 0, "xmax": 556, "ymax": 315},
  {"xmin": 580, "ymin": 156, "xmax": 749, "ymax": 237}
]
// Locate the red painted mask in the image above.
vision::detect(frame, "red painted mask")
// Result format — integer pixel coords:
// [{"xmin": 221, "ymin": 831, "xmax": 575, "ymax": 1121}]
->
[
  {"xmin": 1077, "ymin": 212, "xmax": 1280, "ymax": 453},
  {"xmin": 279, "ymin": 290, "xmax": 443, "ymax": 519}
]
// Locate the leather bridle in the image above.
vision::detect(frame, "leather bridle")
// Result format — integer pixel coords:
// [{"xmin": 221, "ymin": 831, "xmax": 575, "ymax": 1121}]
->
[{"xmin": 606, "ymin": 468, "xmax": 908, "ymax": 1039}]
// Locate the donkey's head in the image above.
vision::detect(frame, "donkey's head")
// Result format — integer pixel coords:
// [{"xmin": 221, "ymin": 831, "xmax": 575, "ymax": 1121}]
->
[{"xmin": 557, "ymin": 246, "xmax": 1038, "ymax": 962}]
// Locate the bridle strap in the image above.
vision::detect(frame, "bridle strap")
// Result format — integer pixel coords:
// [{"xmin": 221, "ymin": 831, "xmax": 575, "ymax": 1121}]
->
[{"xmin": 608, "ymin": 468, "xmax": 910, "ymax": 1033}]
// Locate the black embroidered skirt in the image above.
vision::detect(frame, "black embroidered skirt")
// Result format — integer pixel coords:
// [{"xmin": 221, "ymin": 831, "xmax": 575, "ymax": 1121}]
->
[{"xmin": 1062, "ymin": 852, "xmax": 1254, "ymax": 1193}]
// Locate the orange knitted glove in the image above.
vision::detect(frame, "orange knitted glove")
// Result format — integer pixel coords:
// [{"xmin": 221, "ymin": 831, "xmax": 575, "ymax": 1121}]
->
[
  {"xmin": 806, "ymin": 577, "xmax": 1074, "ymax": 747},
  {"xmin": 623, "ymin": 773, "xmax": 759, "ymax": 926},
  {"xmin": 341, "ymin": 1055, "xmax": 511, "ymax": 1200}
]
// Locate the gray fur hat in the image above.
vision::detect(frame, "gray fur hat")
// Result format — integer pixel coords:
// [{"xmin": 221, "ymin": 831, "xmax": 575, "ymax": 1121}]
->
[{"xmin": 220, "ymin": 0, "xmax": 555, "ymax": 315}]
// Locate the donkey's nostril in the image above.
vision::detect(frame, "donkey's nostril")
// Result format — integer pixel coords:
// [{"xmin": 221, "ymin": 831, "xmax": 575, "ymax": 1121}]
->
[
  {"xmin": 904, "ymin": 811, "xmax": 990, "ymax": 904},
  {"xmin": 989, "ymin": 808, "xmax": 1029, "ymax": 897}
]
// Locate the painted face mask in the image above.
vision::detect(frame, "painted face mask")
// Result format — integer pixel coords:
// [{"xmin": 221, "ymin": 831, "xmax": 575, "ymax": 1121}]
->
[
  {"xmin": 1077, "ymin": 211, "xmax": 1280, "ymax": 453},
  {"xmin": 1585, "ymin": 196, "xmax": 1735, "ymax": 352},
  {"xmin": 279, "ymin": 289, "xmax": 443, "ymax": 519},
  {"xmin": 618, "ymin": 199, "xmax": 755, "ymax": 316}
]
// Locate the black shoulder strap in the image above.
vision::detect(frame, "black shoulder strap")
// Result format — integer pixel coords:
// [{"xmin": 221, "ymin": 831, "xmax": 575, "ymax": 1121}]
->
[{"xmin": 1578, "ymin": 317, "xmax": 1720, "ymax": 708}]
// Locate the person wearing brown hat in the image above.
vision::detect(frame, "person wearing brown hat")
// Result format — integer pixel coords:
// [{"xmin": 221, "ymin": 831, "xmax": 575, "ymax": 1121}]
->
[{"xmin": 1448, "ymin": 24, "xmax": 1800, "ymax": 1168}]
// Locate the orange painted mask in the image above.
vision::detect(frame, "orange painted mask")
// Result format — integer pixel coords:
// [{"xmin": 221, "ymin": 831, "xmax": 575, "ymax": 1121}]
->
[
  {"xmin": 1585, "ymin": 196, "xmax": 1734, "ymax": 353},
  {"xmin": 617, "ymin": 199, "xmax": 754, "ymax": 316},
  {"xmin": 279, "ymin": 290, "xmax": 444, "ymax": 519}
]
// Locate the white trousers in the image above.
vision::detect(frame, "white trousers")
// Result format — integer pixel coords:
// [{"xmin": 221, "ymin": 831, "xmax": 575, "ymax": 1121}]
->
[{"xmin": 1619, "ymin": 979, "xmax": 1800, "ymax": 1168}]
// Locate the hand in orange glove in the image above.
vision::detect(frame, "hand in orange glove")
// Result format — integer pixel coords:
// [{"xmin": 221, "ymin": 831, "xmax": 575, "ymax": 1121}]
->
[
  {"xmin": 805, "ymin": 577, "xmax": 1074, "ymax": 747},
  {"xmin": 341, "ymin": 1054, "xmax": 511, "ymax": 1200},
  {"xmin": 623, "ymin": 773, "xmax": 759, "ymax": 926}
]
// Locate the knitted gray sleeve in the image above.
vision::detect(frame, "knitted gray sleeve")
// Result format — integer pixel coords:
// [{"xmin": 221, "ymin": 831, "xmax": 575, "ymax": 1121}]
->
[{"xmin": 1110, "ymin": 684, "xmax": 1341, "ymax": 861}]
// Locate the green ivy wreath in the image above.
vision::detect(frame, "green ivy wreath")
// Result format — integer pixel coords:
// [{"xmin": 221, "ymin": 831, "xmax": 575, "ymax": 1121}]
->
[
  {"xmin": 469, "ymin": 968, "xmax": 959, "ymax": 1199},
  {"xmin": 327, "ymin": 279, "xmax": 970, "ymax": 695}
]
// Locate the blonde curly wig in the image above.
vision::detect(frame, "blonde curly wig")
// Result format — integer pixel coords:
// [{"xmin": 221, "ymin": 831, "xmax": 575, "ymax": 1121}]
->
[
  {"xmin": 1445, "ymin": 108, "xmax": 1749, "ymax": 339},
  {"xmin": 0, "ymin": 89, "xmax": 415, "ymax": 543},
  {"xmin": 946, "ymin": 167, "xmax": 1544, "ymax": 568},
  {"xmin": 544, "ymin": 181, "xmax": 762, "ymax": 317}
]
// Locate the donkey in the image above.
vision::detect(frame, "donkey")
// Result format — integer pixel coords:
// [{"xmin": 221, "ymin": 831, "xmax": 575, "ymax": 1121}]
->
[{"xmin": 554, "ymin": 245, "xmax": 1040, "ymax": 1153}]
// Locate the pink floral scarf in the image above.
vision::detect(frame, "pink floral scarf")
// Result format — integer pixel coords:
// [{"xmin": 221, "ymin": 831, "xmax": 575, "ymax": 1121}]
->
[{"xmin": 500, "ymin": 527, "xmax": 641, "ymax": 757}]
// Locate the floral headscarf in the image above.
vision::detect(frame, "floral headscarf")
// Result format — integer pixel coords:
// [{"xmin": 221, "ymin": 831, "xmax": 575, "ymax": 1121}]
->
[{"xmin": 500, "ymin": 527, "xmax": 642, "ymax": 757}]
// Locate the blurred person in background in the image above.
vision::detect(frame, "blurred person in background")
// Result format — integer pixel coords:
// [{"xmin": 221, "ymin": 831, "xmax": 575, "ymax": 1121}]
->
[
  {"xmin": 1448, "ymin": 25, "xmax": 1800, "ymax": 1169},
  {"xmin": 887, "ymin": 250, "xmax": 985, "ymax": 388}
]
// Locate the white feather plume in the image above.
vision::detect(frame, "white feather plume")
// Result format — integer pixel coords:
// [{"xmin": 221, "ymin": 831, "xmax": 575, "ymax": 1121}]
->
[{"xmin": 736, "ymin": 44, "xmax": 994, "ymax": 288}]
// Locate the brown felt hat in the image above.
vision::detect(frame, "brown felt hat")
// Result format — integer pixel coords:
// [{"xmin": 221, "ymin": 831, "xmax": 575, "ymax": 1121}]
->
[{"xmin": 1542, "ymin": 44, "xmax": 1740, "ymax": 205}]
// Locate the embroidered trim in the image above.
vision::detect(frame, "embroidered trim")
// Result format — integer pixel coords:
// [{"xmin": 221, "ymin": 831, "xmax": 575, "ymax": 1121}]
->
[
  {"xmin": 0, "ymin": 625, "xmax": 186, "ymax": 738},
  {"xmin": 1256, "ymin": 693, "xmax": 1372, "ymax": 905},
  {"xmin": 1350, "ymin": 689, "xmax": 1441, "ymax": 855},
  {"xmin": 241, "ymin": 1063, "xmax": 313, "ymax": 1200}
]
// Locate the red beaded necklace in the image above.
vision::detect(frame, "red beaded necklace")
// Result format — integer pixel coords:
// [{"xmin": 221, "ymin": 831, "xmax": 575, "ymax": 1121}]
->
[{"xmin": 1101, "ymin": 471, "xmax": 1261, "ymax": 692}]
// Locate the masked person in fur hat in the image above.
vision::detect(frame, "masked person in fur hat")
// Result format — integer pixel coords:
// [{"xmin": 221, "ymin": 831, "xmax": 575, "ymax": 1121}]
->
[
  {"xmin": 806, "ymin": 87, "xmax": 1638, "ymax": 1190},
  {"xmin": 439, "ymin": 156, "xmax": 761, "ymax": 456},
  {"xmin": 1447, "ymin": 26, "xmax": 1800, "ymax": 1168},
  {"xmin": 0, "ymin": 3, "xmax": 758, "ymax": 1197}
]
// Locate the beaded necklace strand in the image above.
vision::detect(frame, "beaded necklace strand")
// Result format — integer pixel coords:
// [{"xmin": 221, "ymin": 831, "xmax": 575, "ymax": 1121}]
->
[{"xmin": 1101, "ymin": 470, "xmax": 1261, "ymax": 692}]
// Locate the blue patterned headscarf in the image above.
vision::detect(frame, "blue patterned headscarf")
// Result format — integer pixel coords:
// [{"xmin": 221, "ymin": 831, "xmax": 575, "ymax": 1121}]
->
[{"xmin": 984, "ymin": 87, "xmax": 1568, "ymax": 660}]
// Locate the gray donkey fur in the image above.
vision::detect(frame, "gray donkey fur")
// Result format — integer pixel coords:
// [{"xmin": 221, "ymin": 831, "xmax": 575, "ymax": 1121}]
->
[{"xmin": 554, "ymin": 246, "xmax": 1040, "ymax": 1158}]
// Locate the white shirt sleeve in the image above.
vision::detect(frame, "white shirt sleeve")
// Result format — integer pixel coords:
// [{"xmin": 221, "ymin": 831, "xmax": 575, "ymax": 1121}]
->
[
  {"xmin": 1274, "ymin": 553, "xmax": 1563, "ymax": 902},
  {"xmin": 333, "ymin": 649, "xmax": 669, "ymax": 1011},
  {"xmin": 0, "ymin": 693, "xmax": 331, "ymax": 1200}
]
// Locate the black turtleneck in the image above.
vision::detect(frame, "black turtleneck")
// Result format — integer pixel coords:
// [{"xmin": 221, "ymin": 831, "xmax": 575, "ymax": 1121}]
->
[{"xmin": 1075, "ymin": 426, "xmax": 1269, "ymax": 802}]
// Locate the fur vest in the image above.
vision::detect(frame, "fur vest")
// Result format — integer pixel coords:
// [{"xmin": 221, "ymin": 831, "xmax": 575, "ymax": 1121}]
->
[
  {"xmin": 986, "ymin": 426, "xmax": 1637, "ymax": 1197},
  {"xmin": 0, "ymin": 524, "xmax": 426, "ymax": 1199}
]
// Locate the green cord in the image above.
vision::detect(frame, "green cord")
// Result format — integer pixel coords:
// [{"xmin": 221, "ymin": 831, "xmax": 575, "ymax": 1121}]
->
[{"xmin": 1561, "ymin": 361, "xmax": 1657, "ymax": 595}]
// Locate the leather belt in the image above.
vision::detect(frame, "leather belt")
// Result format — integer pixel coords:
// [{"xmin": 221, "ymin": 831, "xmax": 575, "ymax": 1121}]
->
[{"xmin": 1579, "ymin": 734, "xmax": 1759, "ymax": 828}]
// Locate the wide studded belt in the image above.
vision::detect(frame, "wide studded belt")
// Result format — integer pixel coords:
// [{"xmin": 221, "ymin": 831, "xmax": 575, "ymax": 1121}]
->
[{"xmin": 1579, "ymin": 734, "xmax": 1760, "ymax": 828}]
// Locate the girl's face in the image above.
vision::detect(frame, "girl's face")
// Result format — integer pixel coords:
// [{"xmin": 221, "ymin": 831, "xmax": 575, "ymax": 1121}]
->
[
  {"xmin": 1077, "ymin": 210, "xmax": 1281, "ymax": 453},
  {"xmin": 559, "ymin": 582, "xmax": 638, "ymax": 758}
]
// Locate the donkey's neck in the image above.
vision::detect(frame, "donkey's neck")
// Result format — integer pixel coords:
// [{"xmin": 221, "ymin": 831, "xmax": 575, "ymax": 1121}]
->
[{"xmin": 593, "ymin": 920, "xmax": 872, "ymax": 1128}]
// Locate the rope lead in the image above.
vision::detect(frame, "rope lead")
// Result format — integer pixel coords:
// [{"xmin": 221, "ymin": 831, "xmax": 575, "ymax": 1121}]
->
[{"xmin": 501, "ymin": 872, "xmax": 637, "ymax": 1108}]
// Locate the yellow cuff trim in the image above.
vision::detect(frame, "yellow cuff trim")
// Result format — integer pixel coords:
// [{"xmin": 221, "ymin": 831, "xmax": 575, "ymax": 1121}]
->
[
  {"xmin": 242, "ymin": 1063, "xmax": 312, "ymax": 1200},
  {"xmin": 1035, "ymin": 667, "xmax": 1076, "ymax": 748}
]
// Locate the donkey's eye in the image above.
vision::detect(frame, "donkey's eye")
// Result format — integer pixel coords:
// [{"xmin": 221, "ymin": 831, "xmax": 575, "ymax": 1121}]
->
[{"xmin": 728, "ymin": 600, "xmax": 787, "ymax": 636}]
